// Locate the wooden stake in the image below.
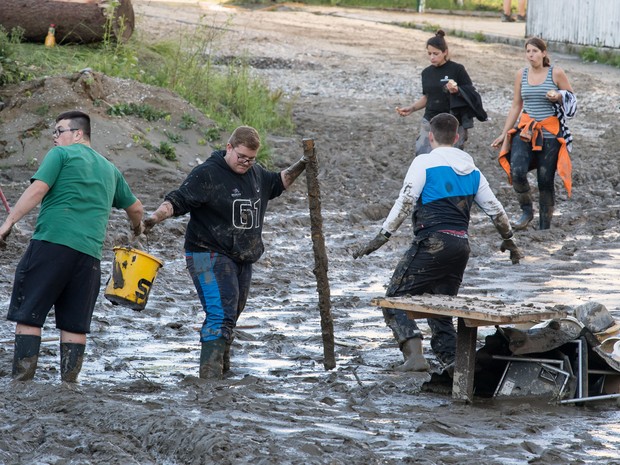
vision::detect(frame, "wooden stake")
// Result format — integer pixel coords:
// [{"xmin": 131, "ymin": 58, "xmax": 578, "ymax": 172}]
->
[{"xmin": 303, "ymin": 138, "xmax": 335, "ymax": 370}]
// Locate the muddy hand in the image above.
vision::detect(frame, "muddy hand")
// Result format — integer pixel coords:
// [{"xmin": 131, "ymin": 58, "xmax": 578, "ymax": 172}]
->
[
  {"xmin": 132, "ymin": 221, "xmax": 144, "ymax": 237},
  {"xmin": 352, "ymin": 231, "xmax": 389, "ymax": 259},
  {"xmin": 0, "ymin": 226, "xmax": 12, "ymax": 250},
  {"xmin": 142, "ymin": 216, "xmax": 157, "ymax": 234},
  {"xmin": 500, "ymin": 238, "xmax": 524, "ymax": 265}
]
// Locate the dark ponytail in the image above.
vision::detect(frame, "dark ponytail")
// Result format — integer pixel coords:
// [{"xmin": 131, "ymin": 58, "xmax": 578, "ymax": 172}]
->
[{"xmin": 426, "ymin": 29, "xmax": 448, "ymax": 53}]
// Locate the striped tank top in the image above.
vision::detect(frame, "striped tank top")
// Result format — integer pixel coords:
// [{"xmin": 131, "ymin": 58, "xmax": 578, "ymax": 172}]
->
[{"xmin": 521, "ymin": 66, "xmax": 558, "ymax": 138}]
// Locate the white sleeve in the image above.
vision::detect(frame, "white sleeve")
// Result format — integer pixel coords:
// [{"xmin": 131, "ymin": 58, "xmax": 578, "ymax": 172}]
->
[
  {"xmin": 474, "ymin": 171, "xmax": 506, "ymax": 217},
  {"xmin": 381, "ymin": 160, "xmax": 426, "ymax": 234}
]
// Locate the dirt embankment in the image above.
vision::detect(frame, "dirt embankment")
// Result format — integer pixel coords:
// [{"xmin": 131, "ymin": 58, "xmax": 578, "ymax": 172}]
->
[{"xmin": 1, "ymin": 2, "xmax": 620, "ymax": 464}]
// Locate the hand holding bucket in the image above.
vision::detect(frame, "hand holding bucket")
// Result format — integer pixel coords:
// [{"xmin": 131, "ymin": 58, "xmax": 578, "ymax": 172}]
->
[{"xmin": 104, "ymin": 247, "xmax": 163, "ymax": 311}]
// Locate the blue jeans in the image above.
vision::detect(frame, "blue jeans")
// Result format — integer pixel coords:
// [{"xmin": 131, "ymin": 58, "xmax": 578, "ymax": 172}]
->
[
  {"xmin": 383, "ymin": 232, "xmax": 470, "ymax": 364},
  {"xmin": 186, "ymin": 251, "xmax": 252, "ymax": 342}
]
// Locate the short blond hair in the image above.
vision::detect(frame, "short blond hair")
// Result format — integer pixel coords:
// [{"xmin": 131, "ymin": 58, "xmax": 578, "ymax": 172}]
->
[{"xmin": 228, "ymin": 126, "xmax": 261, "ymax": 150}]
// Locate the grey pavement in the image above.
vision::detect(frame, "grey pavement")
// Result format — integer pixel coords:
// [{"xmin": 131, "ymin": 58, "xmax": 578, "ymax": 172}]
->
[{"xmin": 304, "ymin": 6, "xmax": 528, "ymax": 46}]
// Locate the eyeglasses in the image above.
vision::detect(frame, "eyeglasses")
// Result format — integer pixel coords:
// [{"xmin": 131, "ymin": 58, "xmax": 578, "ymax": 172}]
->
[
  {"xmin": 232, "ymin": 147, "xmax": 256, "ymax": 165},
  {"xmin": 53, "ymin": 127, "xmax": 78, "ymax": 137}
]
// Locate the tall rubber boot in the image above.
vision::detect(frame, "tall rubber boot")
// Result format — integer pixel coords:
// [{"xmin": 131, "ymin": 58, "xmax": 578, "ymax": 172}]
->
[
  {"xmin": 199, "ymin": 338, "xmax": 226, "ymax": 380},
  {"xmin": 60, "ymin": 342, "xmax": 85, "ymax": 383},
  {"xmin": 12, "ymin": 334, "xmax": 41, "ymax": 381},
  {"xmin": 223, "ymin": 337, "xmax": 234, "ymax": 373},
  {"xmin": 512, "ymin": 191, "xmax": 534, "ymax": 230},
  {"xmin": 539, "ymin": 191, "xmax": 555, "ymax": 230},
  {"xmin": 394, "ymin": 338, "xmax": 429, "ymax": 372}
]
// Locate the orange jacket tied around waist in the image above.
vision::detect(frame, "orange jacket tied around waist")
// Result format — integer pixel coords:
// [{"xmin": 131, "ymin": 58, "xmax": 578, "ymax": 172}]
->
[{"xmin": 498, "ymin": 112, "xmax": 572, "ymax": 197}]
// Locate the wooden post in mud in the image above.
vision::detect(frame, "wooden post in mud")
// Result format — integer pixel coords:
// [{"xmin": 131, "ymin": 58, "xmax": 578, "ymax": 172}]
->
[{"xmin": 303, "ymin": 138, "xmax": 335, "ymax": 370}]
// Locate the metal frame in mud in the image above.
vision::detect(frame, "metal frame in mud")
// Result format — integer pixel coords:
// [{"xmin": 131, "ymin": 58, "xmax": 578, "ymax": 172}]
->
[{"xmin": 372, "ymin": 294, "xmax": 568, "ymax": 403}]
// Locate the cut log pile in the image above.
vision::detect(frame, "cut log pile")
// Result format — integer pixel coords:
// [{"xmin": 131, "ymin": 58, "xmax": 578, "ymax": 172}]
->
[{"xmin": 0, "ymin": 0, "xmax": 134, "ymax": 44}]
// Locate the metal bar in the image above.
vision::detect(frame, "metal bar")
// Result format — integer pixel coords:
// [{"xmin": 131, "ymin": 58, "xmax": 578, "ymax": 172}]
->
[
  {"xmin": 492, "ymin": 355, "xmax": 564, "ymax": 365},
  {"xmin": 560, "ymin": 393, "xmax": 620, "ymax": 404}
]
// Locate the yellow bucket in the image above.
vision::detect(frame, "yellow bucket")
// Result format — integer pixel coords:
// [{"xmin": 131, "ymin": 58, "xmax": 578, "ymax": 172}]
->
[{"xmin": 104, "ymin": 247, "xmax": 163, "ymax": 311}]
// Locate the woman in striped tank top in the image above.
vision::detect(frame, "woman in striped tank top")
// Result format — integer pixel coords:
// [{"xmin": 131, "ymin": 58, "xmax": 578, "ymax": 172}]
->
[{"xmin": 491, "ymin": 37, "xmax": 575, "ymax": 230}]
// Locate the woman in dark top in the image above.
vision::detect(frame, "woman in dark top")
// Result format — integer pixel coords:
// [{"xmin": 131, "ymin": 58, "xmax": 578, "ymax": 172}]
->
[{"xmin": 396, "ymin": 30, "xmax": 474, "ymax": 155}]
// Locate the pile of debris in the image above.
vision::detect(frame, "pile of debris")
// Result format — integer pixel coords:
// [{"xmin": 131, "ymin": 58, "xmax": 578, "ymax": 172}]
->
[{"xmin": 474, "ymin": 301, "xmax": 620, "ymax": 404}]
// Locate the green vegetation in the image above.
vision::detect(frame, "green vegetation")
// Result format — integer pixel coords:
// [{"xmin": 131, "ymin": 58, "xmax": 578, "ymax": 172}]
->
[
  {"xmin": 107, "ymin": 103, "xmax": 170, "ymax": 121},
  {"xmin": 0, "ymin": 5, "xmax": 294, "ymax": 161},
  {"xmin": 580, "ymin": 47, "xmax": 620, "ymax": 68}
]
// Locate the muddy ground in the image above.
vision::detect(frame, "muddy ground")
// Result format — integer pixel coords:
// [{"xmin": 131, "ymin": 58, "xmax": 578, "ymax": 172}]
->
[{"xmin": 1, "ymin": 1, "xmax": 620, "ymax": 464}]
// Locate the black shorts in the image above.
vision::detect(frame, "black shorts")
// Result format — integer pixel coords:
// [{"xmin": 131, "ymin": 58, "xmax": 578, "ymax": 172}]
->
[{"xmin": 7, "ymin": 240, "xmax": 101, "ymax": 333}]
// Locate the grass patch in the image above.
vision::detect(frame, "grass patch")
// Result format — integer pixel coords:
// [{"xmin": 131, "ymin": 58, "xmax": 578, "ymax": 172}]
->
[
  {"xmin": 107, "ymin": 103, "xmax": 170, "ymax": 121},
  {"xmin": 580, "ymin": 47, "xmax": 620, "ymax": 68},
  {"xmin": 0, "ymin": 6, "xmax": 294, "ymax": 161}
]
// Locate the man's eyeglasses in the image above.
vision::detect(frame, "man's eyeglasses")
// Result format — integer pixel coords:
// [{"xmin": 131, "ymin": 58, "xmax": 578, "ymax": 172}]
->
[
  {"xmin": 53, "ymin": 127, "xmax": 78, "ymax": 137},
  {"xmin": 232, "ymin": 147, "xmax": 256, "ymax": 165}
]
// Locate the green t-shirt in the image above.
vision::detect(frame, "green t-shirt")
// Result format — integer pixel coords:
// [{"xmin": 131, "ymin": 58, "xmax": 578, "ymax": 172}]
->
[{"xmin": 32, "ymin": 144, "xmax": 137, "ymax": 260}]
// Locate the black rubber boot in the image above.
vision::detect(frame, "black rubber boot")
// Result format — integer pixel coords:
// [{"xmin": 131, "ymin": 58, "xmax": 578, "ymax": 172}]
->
[
  {"xmin": 199, "ymin": 339, "xmax": 226, "ymax": 380},
  {"xmin": 512, "ymin": 191, "xmax": 534, "ymax": 230},
  {"xmin": 12, "ymin": 335, "xmax": 41, "ymax": 381},
  {"xmin": 61, "ymin": 342, "xmax": 85, "ymax": 383},
  {"xmin": 223, "ymin": 337, "xmax": 234, "ymax": 373},
  {"xmin": 539, "ymin": 191, "xmax": 555, "ymax": 230}
]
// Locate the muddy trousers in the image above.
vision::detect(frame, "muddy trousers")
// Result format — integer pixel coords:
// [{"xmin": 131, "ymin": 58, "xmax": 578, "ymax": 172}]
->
[
  {"xmin": 186, "ymin": 251, "xmax": 251, "ymax": 377},
  {"xmin": 382, "ymin": 232, "xmax": 470, "ymax": 365},
  {"xmin": 510, "ymin": 135, "xmax": 560, "ymax": 230}
]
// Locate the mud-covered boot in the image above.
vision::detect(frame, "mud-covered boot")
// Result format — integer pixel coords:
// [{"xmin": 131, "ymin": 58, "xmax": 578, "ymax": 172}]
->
[
  {"xmin": 12, "ymin": 335, "xmax": 41, "ymax": 381},
  {"xmin": 539, "ymin": 191, "xmax": 555, "ymax": 230},
  {"xmin": 512, "ymin": 191, "xmax": 534, "ymax": 230},
  {"xmin": 60, "ymin": 342, "xmax": 85, "ymax": 383},
  {"xmin": 199, "ymin": 338, "xmax": 226, "ymax": 379},
  {"xmin": 223, "ymin": 337, "xmax": 234, "ymax": 373},
  {"xmin": 395, "ymin": 338, "xmax": 429, "ymax": 372}
]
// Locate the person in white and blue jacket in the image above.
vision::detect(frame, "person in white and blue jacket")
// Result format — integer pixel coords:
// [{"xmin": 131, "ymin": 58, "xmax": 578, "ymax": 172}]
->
[{"xmin": 353, "ymin": 113, "xmax": 522, "ymax": 373}]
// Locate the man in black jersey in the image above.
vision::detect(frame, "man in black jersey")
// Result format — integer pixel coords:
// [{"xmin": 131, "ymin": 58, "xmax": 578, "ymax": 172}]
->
[{"xmin": 143, "ymin": 126, "xmax": 308, "ymax": 379}]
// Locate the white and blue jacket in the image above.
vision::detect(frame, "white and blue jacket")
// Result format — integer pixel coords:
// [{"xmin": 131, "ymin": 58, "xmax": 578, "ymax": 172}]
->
[{"xmin": 382, "ymin": 146, "xmax": 506, "ymax": 237}]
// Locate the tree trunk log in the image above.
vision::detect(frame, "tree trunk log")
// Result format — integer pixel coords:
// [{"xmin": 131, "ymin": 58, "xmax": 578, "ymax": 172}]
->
[{"xmin": 0, "ymin": 0, "xmax": 134, "ymax": 44}]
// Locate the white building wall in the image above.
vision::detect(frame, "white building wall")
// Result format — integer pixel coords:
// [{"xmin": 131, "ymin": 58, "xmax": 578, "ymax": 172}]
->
[{"xmin": 528, "ymin": 0, "xmax": 620, "ymax": 48}]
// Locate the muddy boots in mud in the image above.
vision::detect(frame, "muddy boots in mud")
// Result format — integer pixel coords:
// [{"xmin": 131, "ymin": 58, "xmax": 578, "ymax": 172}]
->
[
  {"xmin": 199, "ymin": 338, "xmax": 227, "ymax": 380},
  {"xmin": 539, "ymin": 191, "xmax": 554, "ymax": 230},
  {"xmin": 12, "ymin": 335, "xmax": 41, "ymax": 381},
  {"xmin": 395, "ymin": 338, "xmax": 429, "ymax": 372},
  {"xmin": 512, "ymin": 191, "xmax": 534, "ymax": 231},
  {"xmin": 223, "ymin": 337, "xmax": 234, "ymax": 373},
  {"xmin": 61, "ymin": 343, "xmax": 85, "ymax": 383}
]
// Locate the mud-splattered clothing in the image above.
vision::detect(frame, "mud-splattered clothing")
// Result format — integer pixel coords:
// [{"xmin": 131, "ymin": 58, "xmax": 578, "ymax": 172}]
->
[
  {"xmin": 165, "ymin": 150, "xmax": 285, "ymax": 342},
  {"xmin": 382, "ymin": 146, "xmax": 506, "ymax": 236},
  {"xmin": 186, "ymin": 251, "xmax": 251, "ymax": 342},
  {"xmin": 381, "ymin": 146, "xmax": 507, "ymax": 364},
  {"xmin": 165, "ymin": 150, "xmax": 285, "ymax": 264}
]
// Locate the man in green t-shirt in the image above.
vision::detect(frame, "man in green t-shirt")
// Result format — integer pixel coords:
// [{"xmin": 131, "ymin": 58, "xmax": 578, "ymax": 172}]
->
[{"xmin": 0, "ymin": 110, "xmax": 143, "ymax": 382}]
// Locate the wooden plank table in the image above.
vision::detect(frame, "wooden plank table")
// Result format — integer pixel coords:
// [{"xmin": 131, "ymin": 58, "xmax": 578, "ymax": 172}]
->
[{"xmin": 371, "ymin": 294, "xmax": 568, "ymax": 403}]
